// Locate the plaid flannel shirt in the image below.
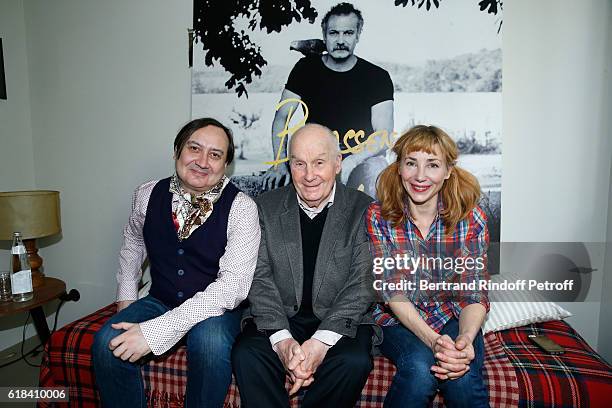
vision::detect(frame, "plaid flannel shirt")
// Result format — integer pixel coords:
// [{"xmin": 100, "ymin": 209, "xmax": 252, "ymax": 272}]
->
[{"xmin": 366, "ymin": 200, "xmax": 490, "ymax": 333}]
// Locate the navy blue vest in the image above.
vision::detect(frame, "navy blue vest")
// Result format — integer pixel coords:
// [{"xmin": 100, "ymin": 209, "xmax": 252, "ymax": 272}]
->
[{"xmin": 143, "ymin": 178, "xmax": 239, "ymax": 308}]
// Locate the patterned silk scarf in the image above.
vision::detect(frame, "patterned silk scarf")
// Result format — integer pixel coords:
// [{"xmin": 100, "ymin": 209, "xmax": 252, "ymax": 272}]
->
[{"xmin": 169, "ymin": 174, "xmax": 229, "ymax": 241}]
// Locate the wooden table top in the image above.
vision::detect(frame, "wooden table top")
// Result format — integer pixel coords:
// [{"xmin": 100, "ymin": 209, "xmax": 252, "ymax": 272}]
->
[{"xmin": 0, "ymin": 277, "xmax": 66, "ymax": 317}]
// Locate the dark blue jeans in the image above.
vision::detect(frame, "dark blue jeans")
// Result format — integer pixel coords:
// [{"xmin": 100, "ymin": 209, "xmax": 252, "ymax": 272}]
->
[
  {"xmin": 92, "ymin": 295, "xmax": 241, "ymax": 408},
  {"xmin": 380, "ymin": 318, "xmax": 489, "ymax": 408}
]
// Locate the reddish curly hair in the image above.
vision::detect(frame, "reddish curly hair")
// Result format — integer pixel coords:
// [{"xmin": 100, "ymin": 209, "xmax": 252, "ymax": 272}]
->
[{"xmin": 376, "ymin": 125, "xmax": 481, "ymax": 234}]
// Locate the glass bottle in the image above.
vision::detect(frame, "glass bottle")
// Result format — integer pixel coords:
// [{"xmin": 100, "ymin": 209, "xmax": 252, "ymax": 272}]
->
[{"xmin": 10, "ymin": 232, "xmax": 33, "ymax": 302}]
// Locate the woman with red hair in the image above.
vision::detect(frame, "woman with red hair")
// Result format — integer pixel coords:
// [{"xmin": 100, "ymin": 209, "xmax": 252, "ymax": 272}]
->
[{"xmin": 366, "ymin": 125, "xmax": 490, "ymax": 408}]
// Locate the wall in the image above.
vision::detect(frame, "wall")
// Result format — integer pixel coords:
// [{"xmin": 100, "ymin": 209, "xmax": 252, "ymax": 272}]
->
[
  {"xmin": 22, "ymin": 0, "xmax": 192, "ymax": 339},
  {"xmin": 0, "ymin": 0, "xmax": 610, "ymax": 351},
  {"xmin": 600, "ymin": 155, "xmax": 612, "ymax": 363},
  {"xmin": 0, "ymin": 0, "xmax": 36, "ymax": 220},
  {"xmin": 502, "ymin": 0, "xmax": 611, "ymax": 348},
  {"xmin": 598, "ymin": 3, "xmax": 612, "ymax": 363},
  {"xmin": 0, "ymin": 0, "xmax": 37, "ymax": 351}
]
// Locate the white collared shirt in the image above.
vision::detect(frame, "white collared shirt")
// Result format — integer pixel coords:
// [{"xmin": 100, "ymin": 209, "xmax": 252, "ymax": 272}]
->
[{"xmin": 296, "ymin": 182, "xmax": 336, "ymax": 219}]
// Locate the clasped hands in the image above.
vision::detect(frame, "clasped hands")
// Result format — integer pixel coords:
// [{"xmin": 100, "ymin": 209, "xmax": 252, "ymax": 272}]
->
[
  {"xmin": 429, "ymin": 333, "xmax": 474, "ymax": 380},
  {"xmin": 275, "ymin": 338, "xmax": 330, "ymax": 395}
]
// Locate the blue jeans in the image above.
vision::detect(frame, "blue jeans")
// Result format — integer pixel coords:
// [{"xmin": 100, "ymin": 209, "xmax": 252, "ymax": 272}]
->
[
  {"xmin": 92, "ymin": 295, "xmax": 241, "ymax": 408},
  {"xmin": 380, "ymin": 318, "xmax": 489, "ymax": 408}
]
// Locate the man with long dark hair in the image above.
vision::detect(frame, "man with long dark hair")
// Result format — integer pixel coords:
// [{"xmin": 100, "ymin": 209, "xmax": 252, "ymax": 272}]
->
[{"xmin": 92, "ymin": 118, "xmax": 260, "ymax": 407}]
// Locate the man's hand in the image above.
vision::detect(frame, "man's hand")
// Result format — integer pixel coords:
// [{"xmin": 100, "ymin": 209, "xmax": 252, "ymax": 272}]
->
[
  {"xmin": 108, "ymin": 322, "xmax": 152, "ymax": 363},
  {"xmin": 300, "ymin": 338, "xmax": 330, "ymax": 374},
  {"xmin": 430, "ymin": 334, "xmax": 474, "ymax": 380},
  {"xmin": 289, "ymin": 339, "xmax": 331, "ymax": 395},
  {"xmin": 116, "ymin": 300, "xmax": 134, "ymax": 313},
  {"xmin": 287, "ymin": 338, "xmax": 329, "ymax": 395},
  {"xmin": 274, "ymin": 338, "xmax": 306, "ymax": 372},
  {"xmin": 262, "ymin": 165, "xmax": 291, "ymax": 190},
  {"xmin": 274, "ymin": 338, "xmax": 312, "ymax": 394}
]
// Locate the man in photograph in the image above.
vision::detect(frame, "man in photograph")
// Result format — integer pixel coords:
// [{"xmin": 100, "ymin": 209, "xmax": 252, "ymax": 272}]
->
[
  {"xmin": 263, "ymin": 2, "xmax": 394, "ymax": 193},
  {"xmin": 233, "ymin": 124, "xmax": 378, "ymax": 408}
]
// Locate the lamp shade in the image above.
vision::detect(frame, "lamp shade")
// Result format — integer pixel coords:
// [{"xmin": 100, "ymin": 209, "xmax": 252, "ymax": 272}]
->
[{"xmin": 0, "ymin": 190, "xmax": 61, "ymax": 240}]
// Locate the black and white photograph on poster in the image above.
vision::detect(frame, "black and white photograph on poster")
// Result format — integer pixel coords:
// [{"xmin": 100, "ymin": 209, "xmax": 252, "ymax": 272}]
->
[{"xmin": 191, "ymin": 0, "xmax": 502, "ymax": 269}]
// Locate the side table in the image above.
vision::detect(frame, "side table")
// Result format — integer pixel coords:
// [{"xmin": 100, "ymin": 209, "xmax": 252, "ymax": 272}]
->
[{"xmin": 0, "ymin": 277, "xmax": 73, "ymax": 345}]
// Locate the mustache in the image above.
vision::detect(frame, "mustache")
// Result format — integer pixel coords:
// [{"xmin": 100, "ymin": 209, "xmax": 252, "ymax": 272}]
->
[{"xmin": 333, "ymin": 45, "xmax": 349, "ymax": 51}]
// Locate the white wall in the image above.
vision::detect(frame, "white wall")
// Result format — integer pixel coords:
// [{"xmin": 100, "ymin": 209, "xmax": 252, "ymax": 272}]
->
[
  {"xmin": 502, "ymin": 0, "xmax": 611, "ymax": 348},
  {"xmin": 0, "ymin": 0, "xmax": 37, "ymax": 350},
  {"xmin": 20, "ymin": 0, "xmax": 192, "ymax": 341},
  {"xmin": 598, "ymin": 3, "xmax": 612, "ymax": 363},
  {"xmin": 600, "ymin": 156, "xmax": 612, "ymax": 363},
  {"xmin": 0, "ymin": 0, "xmax": 35, "ymax": 193},
  {"xmin": 0, "ymin": 0, "xmax": 191, "ymax": 350},
  {"xmin": 0, "ymin": 0, "xmax": 610, "ymax": 351}
]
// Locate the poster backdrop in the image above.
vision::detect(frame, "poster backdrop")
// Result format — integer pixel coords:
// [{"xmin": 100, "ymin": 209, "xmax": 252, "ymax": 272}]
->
[{"xmin": 191, "ymin": 0, "xmax": 502, "ymax": 270}]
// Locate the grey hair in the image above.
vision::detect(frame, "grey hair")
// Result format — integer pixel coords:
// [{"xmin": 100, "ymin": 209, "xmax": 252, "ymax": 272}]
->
[
  {"xmin": 321, "ymin": 2, "xmax": 364, "ymax": 34},
  {"xmin": 289, "ymin": 123, "xmax": 341, "ymax": 157}
]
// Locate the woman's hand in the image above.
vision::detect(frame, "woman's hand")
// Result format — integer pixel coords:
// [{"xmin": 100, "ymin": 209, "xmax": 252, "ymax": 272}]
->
[
  {"xmin": 429, "ymin": 303, "xmax": 486, "ymax": 380},
  {"xmin": 430, "ymin": 334, "xmax": 473, "ymax": 380}
]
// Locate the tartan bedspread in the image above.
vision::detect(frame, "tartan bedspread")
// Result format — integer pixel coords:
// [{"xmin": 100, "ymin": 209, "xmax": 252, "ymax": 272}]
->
[
  {"xmin": 38, "ymin": 303, "xmax": 610, "ymax": 407},
  {"xmin": 493, "ymin": 320, "xmax": 612, "ymax": 408}
]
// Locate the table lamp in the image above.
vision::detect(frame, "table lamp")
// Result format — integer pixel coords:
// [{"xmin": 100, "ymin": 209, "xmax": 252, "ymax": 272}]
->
[{"xmin": 0, "ymin": 190, "xmax": 61, "ymax": 288}]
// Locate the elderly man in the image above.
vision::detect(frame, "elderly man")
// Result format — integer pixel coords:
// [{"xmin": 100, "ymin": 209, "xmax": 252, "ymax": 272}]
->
[
  {"xmin": 264, "ymin": 2, "xmax": 394, "ymax": 194},
  {"xmin": 92, "ymin": 118, "xmax": 260, "ymax": 408},
  {"xmin": 233, "ymin": 123, "xmax": 378, "ymax": 408}
]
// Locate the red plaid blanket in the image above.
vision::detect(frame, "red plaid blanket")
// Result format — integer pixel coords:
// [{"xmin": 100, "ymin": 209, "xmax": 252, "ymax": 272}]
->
[
  {"xmin": 494, "ymin": 320, "xmax": 612, "ymax": 408},
  {"xmin": 38, "ymin": 303, "xmax": 609, "ymax": 407}
]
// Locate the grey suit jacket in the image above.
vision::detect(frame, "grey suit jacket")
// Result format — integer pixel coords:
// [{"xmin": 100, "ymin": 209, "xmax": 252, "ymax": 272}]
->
[{"xmin": 245, "ymin": 182, "xmax": 380, "ymax": 342}]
